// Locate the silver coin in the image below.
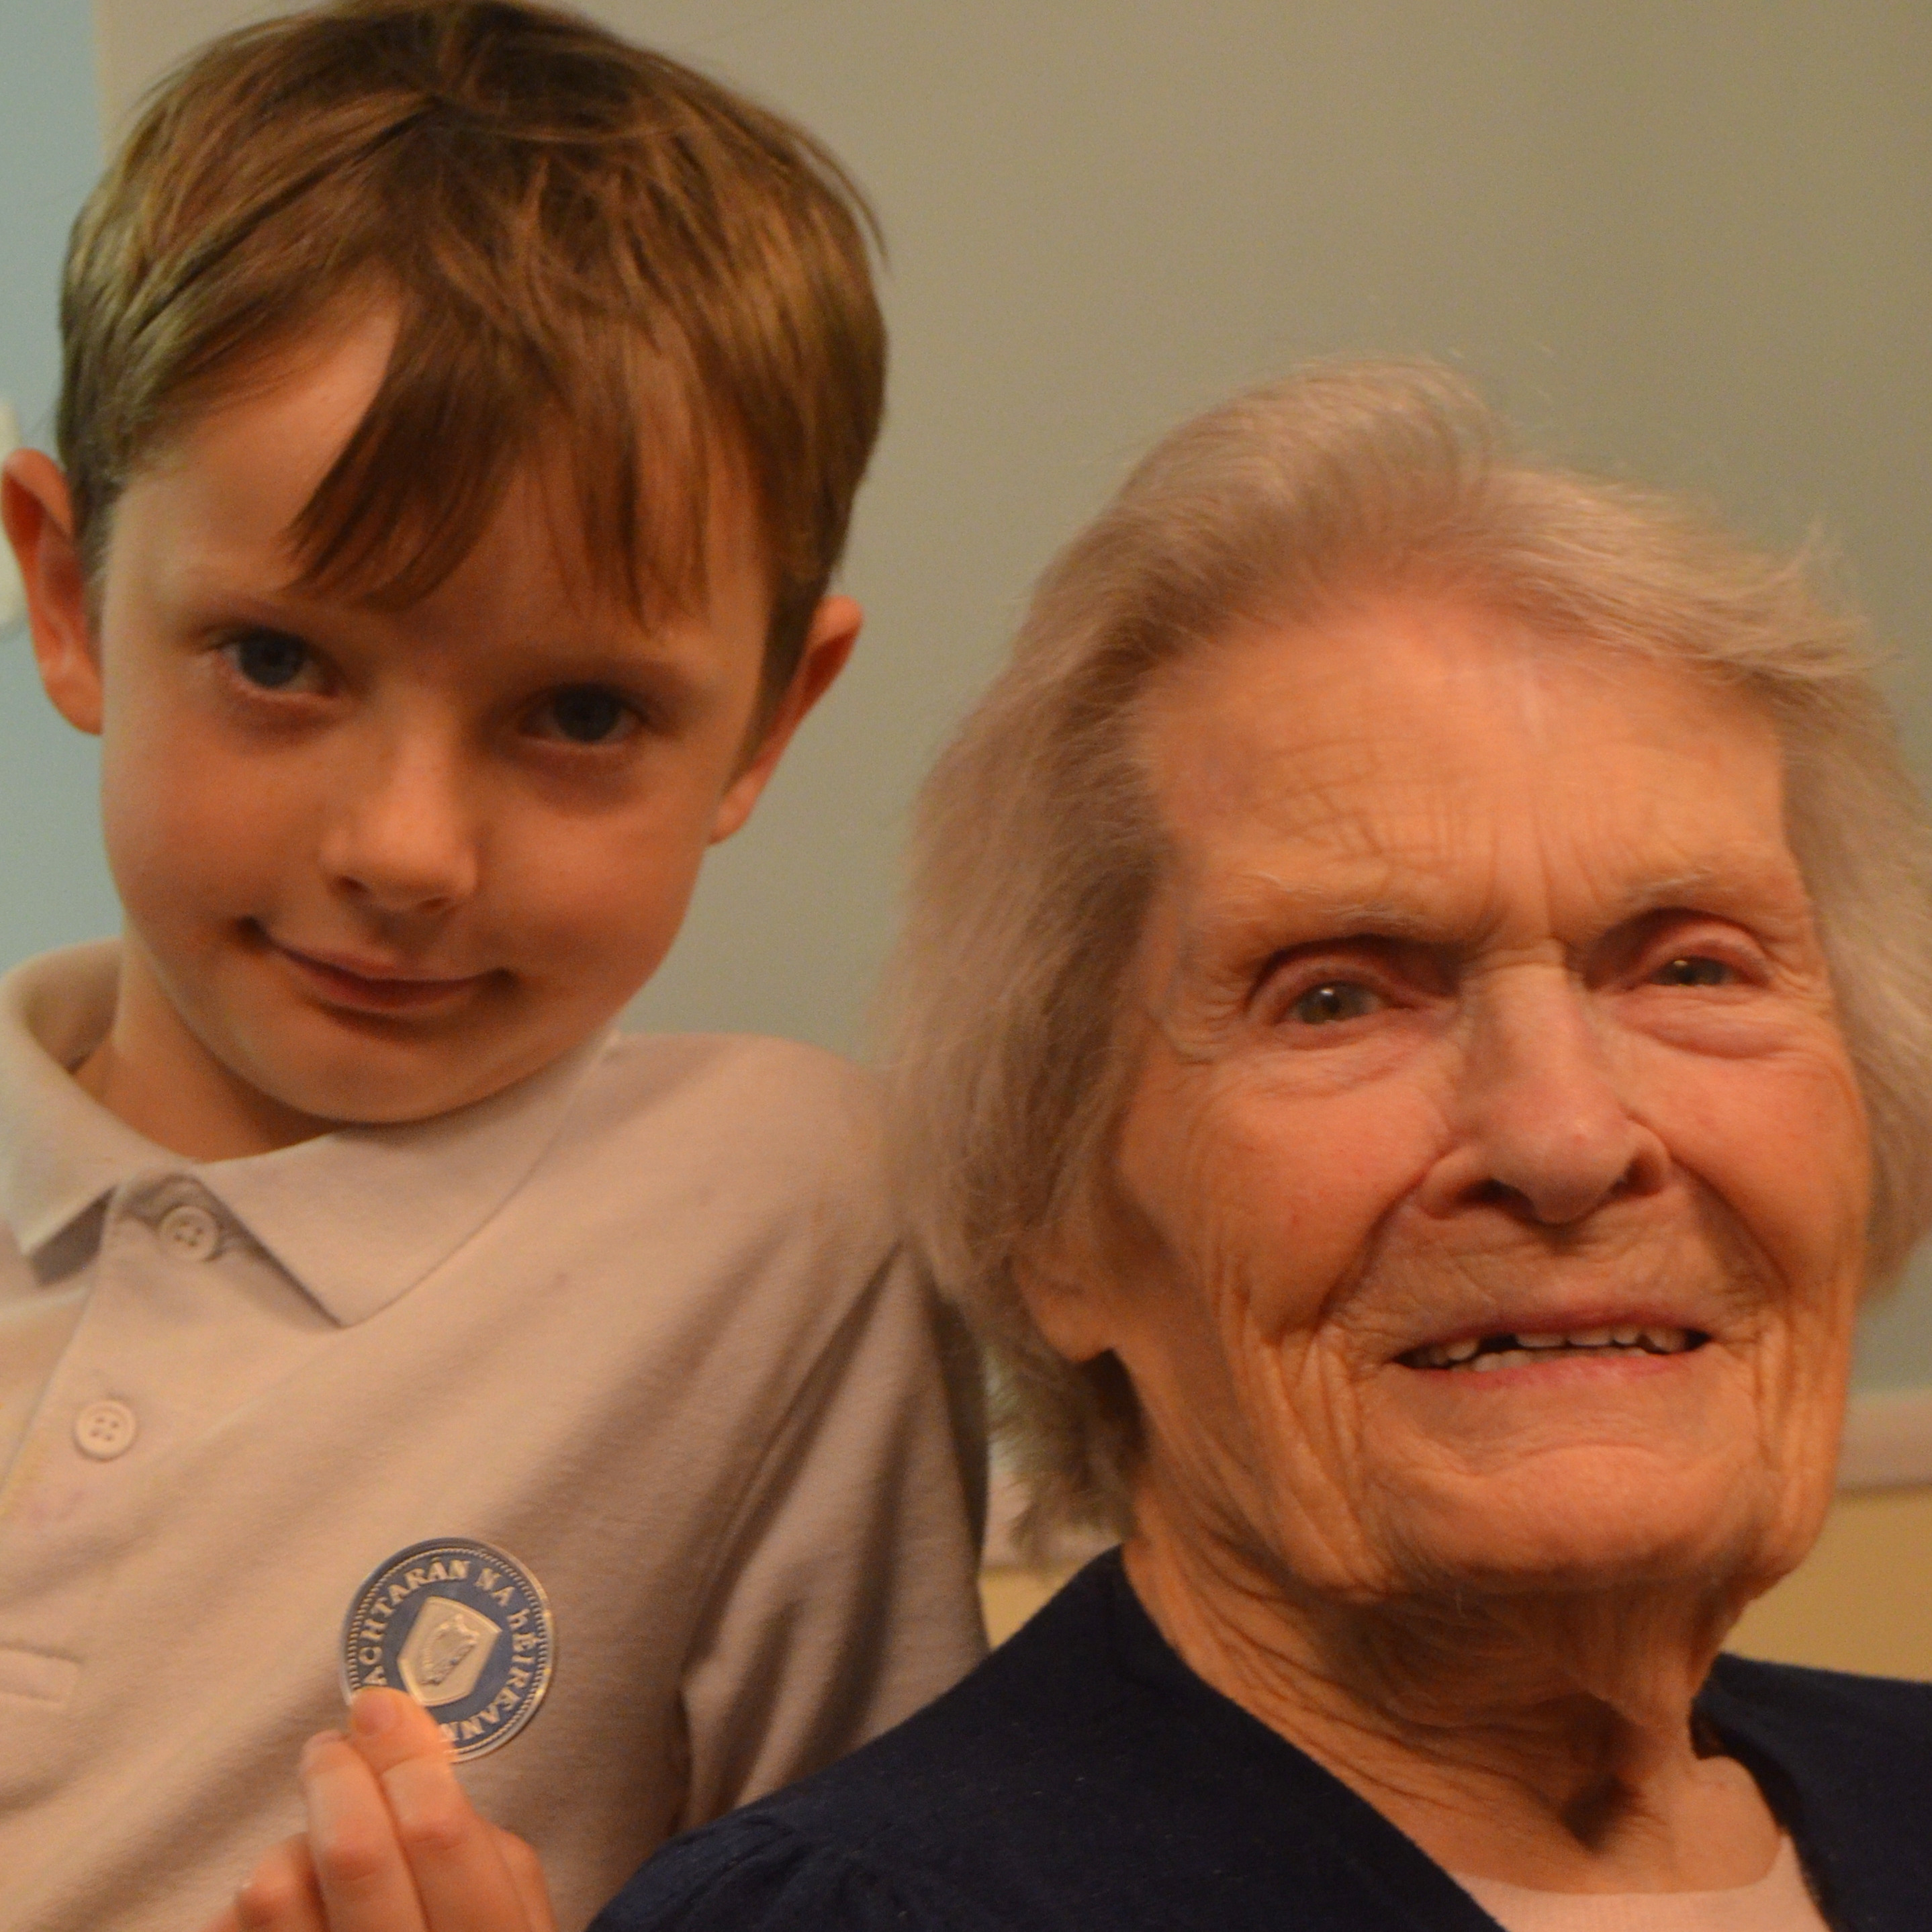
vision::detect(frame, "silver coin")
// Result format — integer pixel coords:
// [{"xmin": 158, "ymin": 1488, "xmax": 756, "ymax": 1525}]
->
[{"xmin": 341, "ymin": 1538, "xmax": 555, "ymax": 1761}]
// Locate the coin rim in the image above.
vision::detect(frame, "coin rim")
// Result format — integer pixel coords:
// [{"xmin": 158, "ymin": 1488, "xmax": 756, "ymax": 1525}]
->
[{"xmin": 340, "ymin": 1536, "xmax": 555, "ymax": 1761}]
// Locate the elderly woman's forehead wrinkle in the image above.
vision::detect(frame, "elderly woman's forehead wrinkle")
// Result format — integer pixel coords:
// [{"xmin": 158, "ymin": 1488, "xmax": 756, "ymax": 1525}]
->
[{"xmin": 1134, "ymin": 612, "xmax": 1814, "ymax": 1018}]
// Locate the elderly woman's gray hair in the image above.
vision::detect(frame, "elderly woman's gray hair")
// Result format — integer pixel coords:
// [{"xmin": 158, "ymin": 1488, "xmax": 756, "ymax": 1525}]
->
[{"xmin": 880, "ymin": 359, "xmax": 1932, "ymax": 1546}]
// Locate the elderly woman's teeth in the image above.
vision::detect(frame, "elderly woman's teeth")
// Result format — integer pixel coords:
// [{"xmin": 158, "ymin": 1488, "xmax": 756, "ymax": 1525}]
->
[{"xmin": 1408, "ymin": 1327, "xmax": 1696, "ymax": 1369}]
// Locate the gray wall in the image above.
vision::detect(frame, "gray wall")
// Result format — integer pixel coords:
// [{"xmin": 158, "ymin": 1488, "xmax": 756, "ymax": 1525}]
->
[
  {"xmin": 0, "ymin": 1, "xmax": 122, "ymax": 960},
  {"xmin": 17, "ymin": 1, "xmax": 1932, "ymax": 1386}
]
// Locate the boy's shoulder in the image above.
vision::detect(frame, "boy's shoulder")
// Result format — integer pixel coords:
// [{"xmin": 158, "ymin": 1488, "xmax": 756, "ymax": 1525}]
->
[
  {"xmin": 556, "ymin": 1029, "xmax": 894, "ymax": 1226},
  {"xmin": 595, "ymin": 1027, "xmax": 877, "ymax": 1101},
  {"xmin": 586, "ymin": 1029, "xmax": 881, "ymax": 1147},
  {"xmin": 527, "ymin": 1031, "xmax": 935, "ymax": 1414}
]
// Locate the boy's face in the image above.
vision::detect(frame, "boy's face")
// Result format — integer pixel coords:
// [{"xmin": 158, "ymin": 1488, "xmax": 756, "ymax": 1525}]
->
[{"xmin": 6, "ymin": 308, "xmax": 855, "ymax": 1153}]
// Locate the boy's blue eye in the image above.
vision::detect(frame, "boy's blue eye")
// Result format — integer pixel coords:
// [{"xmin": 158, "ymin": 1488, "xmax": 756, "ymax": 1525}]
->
[
  {"xmin": 228, "ymin": 631, "xmax": 311, "ymax": 690},
  {"xmin": 539, "ymin": 686, "xmax": 634, "ymax": 744}
]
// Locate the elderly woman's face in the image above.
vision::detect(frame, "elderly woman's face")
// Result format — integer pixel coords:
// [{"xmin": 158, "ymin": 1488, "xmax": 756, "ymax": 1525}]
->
[{"xmin": 1062, "ymin": 594, "xmax": 1869, "ymax": 1607}]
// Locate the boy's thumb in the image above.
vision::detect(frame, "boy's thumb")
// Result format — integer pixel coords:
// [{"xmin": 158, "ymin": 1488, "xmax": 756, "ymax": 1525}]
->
[{"xmin": 345, "ymin": 1685, "xmax": 450, "ymax": 1772}]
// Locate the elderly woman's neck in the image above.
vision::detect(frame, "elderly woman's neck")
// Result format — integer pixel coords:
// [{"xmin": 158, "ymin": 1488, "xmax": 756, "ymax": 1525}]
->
[{"xmin": 1121, "ymin": 1518, "xmax": 1784, "ymax": 1893}]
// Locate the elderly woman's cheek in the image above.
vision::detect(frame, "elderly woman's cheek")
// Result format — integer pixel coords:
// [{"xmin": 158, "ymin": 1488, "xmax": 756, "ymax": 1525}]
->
[
  {"xmin": 1663, "ymin": 1028, "xmax": 1868, "ymax": 1330},
  {"xmin": 1141, "ymin": 1069, "xmax": 1442, "ymax": 1346},
  {"xmin": 1697, "ymin": 1036, "xmax": 1869, "ymax": 1498},
  {"xmin": 1119, "ymin": 964, "xmax": 1446, "ymax": 1260},
  {"xmin": 1113, "ymin": 1058, "xmax": 1457, "ymax": 1590}
]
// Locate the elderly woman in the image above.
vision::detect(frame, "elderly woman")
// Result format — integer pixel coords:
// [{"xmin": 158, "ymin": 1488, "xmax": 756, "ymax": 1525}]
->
[{"xmin": 224, "ymin": 364, "xmax": 1932, "ymax": 1931}]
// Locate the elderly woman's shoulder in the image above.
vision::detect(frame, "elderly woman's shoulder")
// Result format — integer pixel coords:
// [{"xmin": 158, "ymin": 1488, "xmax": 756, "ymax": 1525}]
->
[
  {"xmin": 591, "ymin": 1559, "xmax": 1932, "ymax": 1932},
  {"xmin": 1702, "ymin": 1649, "xmax": 1932, "ymax": 1763},
  {"xmin": 589, "ymin": 1556, "xmax": 1142, "ymax": 1932},
  {"xmin": 586, "ymin": 1812, "xmax": 1004, "ymax": 1932},
  {"xmin": 592, "ymin": 1551, "xmax": 1532, "ymax": 1932}
]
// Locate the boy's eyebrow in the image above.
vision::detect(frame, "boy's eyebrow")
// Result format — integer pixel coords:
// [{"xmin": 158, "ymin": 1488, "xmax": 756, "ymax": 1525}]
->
[{"xmin": 166, "ymin": 573, "xmax": 735, "ymax": 684}]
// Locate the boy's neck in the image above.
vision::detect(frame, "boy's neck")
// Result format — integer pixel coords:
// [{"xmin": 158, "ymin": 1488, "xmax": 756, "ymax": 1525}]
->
[{"xmin": 76, "ymin": 937, "xmax": 340, "ymax": 1162}]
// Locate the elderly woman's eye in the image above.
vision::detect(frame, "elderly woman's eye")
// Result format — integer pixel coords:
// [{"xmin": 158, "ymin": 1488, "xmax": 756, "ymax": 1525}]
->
[
  {"xmin": 1287, "ymin": 981, "xmax": 1383, "ymax": 1025},
  {"xmin": 1652, "ymin": 955, "xmax": 1735, "ymax": 988}
]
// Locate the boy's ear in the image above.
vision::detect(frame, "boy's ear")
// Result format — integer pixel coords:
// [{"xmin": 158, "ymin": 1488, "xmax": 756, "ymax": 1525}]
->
[
  {"xmin": 709, "ymin": 593, "xmax": 862, "ymax": 844},
  {"xmin": 2, "ymin": 449, "xmax": 103, "ymax": 736}
]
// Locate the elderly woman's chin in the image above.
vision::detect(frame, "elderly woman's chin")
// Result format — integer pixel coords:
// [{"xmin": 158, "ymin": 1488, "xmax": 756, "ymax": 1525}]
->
[
  {"xmin": 1139, "ymin": 1336, "xmax": 1845, "ymax": 1655},
  {"xmin": 1360, "ymin": 1397, "xmax": 1840, "ymax": 1611},
  {"xmin": 1341, "ymin": 1301, "xmax": 1857, "ymax": 1612}
]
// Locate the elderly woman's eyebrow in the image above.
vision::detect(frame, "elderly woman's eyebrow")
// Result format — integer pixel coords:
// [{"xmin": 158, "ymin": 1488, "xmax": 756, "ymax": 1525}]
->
[
  {"xmin": 1169, "ymin": 855, "xmax": 1814, "ymax": 964},
  {"xmin": 1167, "ymin": 878, "xmax": 1447, "ymax": 966},
  {"xmin": 1603, "ymin": 857, "xmax": 1817, "ymax": 933}
]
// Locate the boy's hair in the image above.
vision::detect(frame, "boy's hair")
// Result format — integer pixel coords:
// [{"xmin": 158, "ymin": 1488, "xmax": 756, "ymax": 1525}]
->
[{"xmin": 60, "ymin": 0, "xmax": 885, "ymax": 694}]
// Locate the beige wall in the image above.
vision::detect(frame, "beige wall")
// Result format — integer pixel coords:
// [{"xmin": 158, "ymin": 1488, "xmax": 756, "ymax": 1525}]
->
[
  {"xmin": 92, "ymin": 0, "xmax": 279, "ymax": 126},
  {"xmin": 1729, "ymin": 1489, "xmax": 1932, "ymax": 1679}
]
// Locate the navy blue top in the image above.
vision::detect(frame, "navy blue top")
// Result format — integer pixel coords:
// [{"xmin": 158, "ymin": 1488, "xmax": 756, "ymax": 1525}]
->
[{"xmin": 594, "ymin": 1550, "xmax": 1932, "ymax": 1931}]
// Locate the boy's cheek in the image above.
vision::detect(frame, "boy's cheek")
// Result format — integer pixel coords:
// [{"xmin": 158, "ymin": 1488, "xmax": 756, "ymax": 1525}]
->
[
  {"xmin": 88, "ymin": 651, "xmax": 739, "ymax": 1125},
  {"xmin": 98, "ymin": 715, "xmax": 282, "ymax": 930},
  {"xmin": 488, "ymin": 819, "xmax": 707, "ymax": 1005}
]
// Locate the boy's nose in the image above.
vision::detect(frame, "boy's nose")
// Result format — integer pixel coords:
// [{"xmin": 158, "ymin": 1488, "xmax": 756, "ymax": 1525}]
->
[
  {"xmin": 1416, "ymin": 969, "xmax": 1669, "ymax": 1226},
  {"xmin": 320, "ymin": 745, "xmax": 482, "ymax": 915}
]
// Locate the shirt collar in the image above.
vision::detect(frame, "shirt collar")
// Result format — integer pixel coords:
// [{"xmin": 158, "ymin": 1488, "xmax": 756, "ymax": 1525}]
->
[
  {"xmin": 0, "ymin": 942, "xmax": 166, "ymax": 1258},
  {"xmin": 0, "ymin": 942, "xmax": 609, "ymax": 1325}
]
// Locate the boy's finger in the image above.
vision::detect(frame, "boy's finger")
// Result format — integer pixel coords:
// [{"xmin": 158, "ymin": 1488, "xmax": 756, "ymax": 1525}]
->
[
  {"xmin": 228, "ymin": 1833, "xmax": 326, "ymax": 1932},
  {"xmin": 495, "ymin": 1829, "xmax": 560, "ymax": 1932},
  {"xmin": 377, "ymin": 1751, "xmax": 535, "ymax": 1932},
  {"xmin": 344, "ymin": 1688, "xmax": 451, "ymax": 1776},
  {"xmin": 300, "ymin": 1731, "xmax": 430, "ymax": 1932},
  {"xmin": 345, "ymin": 1690, "xmax": 542, "ymax": 1931}
]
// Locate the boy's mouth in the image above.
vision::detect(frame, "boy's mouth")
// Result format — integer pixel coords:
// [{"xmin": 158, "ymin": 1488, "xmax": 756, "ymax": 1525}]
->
[{"xmin": 269, "ymin": 937, "xmax": 492, "ymax": 1013}]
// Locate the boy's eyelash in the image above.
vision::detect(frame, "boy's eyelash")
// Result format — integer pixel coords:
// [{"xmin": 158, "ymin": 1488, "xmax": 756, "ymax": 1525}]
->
[
  {"xmin": 523, "ymin": 684, "xmax": 653, "ymax": 745},
  {"xmin": 206, "ymin": 643, "xmax": 663, "ymax": 747},
  {"xmin": 217, "ymin": 629, "xmax": 327, "ymax": 695}
]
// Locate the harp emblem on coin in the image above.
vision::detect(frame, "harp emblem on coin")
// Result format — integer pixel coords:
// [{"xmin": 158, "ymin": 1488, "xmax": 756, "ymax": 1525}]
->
[{"xmin": 341, "ymin": 1539, "xmax": 554, "ymax": 1759}]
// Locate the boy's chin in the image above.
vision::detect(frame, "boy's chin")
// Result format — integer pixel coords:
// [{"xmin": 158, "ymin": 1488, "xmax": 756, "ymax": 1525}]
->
[
  {"xmin": 227, "ymin": 1020, "xmax": 573, "ymax": 1132},
  {"xmin": 126, "ymin": 938, "xmax": 625, "ymax": 1151}
]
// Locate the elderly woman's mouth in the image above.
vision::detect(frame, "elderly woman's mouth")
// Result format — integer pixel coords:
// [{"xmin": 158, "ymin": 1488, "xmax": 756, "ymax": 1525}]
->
[{"xmin": 1398, "ymin": 1326, "xmax": 1711, "ymax": 1372}]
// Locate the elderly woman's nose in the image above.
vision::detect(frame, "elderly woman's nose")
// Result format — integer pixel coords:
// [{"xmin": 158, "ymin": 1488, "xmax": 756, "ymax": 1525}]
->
[{"xmin": 1417, "ymin": 977, "xmax": 1670, "ymax": 1226}]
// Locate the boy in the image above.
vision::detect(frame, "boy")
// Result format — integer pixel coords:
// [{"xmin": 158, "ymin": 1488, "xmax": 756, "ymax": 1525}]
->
[{"xmin": 0, "ymin": 5, "xmax": 985, "ymax": 1929}]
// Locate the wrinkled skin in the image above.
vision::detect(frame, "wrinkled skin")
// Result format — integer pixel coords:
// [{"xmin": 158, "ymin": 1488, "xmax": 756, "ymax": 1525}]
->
[{"xmin": 1023, "ymin": 594, "xmax": 1870, "ymax": 1890}]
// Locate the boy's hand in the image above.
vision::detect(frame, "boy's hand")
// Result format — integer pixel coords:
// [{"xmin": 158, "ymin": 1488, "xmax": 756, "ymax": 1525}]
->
[{"xmin": 206, "ymin": 1690, "xmax": 555, "ymax": 1932}]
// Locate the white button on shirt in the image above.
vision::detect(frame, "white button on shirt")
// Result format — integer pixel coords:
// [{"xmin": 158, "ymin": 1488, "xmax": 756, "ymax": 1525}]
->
[
  {"xmin": 0, "ymin": 943, "xmax": 987, "ymax": 1932},
  {"xmin": 71, "ymin": 1398, "xmax": 138, "ymax": 1460},
  {"xmin": 154, "ymin": 1201, "xmax": 222, "ymax": 1262}
]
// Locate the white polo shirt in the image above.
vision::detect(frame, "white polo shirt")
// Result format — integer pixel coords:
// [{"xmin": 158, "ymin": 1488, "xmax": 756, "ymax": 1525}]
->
[{"xmin": 0, "ymin": 944, "xmax": 987, "ymax": 1932}]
